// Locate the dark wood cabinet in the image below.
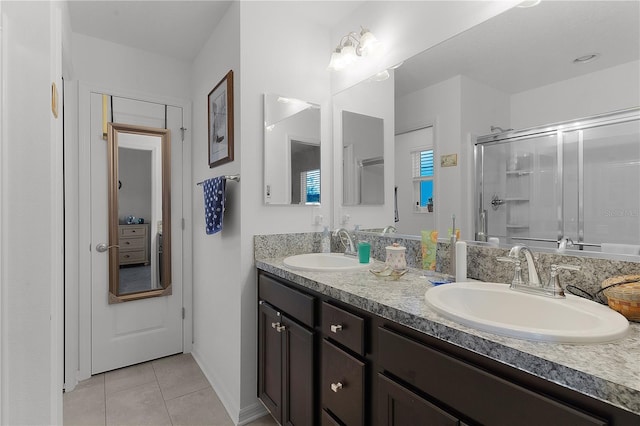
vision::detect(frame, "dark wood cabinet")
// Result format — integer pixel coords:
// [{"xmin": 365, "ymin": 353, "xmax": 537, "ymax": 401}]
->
[
  {"xmin": 258, "ymin": 274, "xmax": 316, "ymax": 426},
  {"xmin": 257, "ymin": 270, "xmax": 639, "ymax": 426}
]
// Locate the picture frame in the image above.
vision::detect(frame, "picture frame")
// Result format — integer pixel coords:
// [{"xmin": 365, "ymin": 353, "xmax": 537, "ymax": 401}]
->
[
  {"xmin": 208, "ymin": 70, "xmax": 234, "ymax": 168},
  {"xmin": 440, "ymin": 153, "xmax": 458, "ymax": 167}
]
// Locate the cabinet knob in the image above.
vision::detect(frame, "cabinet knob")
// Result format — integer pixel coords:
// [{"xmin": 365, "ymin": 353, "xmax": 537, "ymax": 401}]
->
[
  {"xmin": 330, "ymin": 324, "xmax": 343, "ymax": 333},
  {"xmin": 271, "ymin": 322, "xmax": 286, "ymax": 332},
  {"xmin": 330, "ymin": 382, "xmax": 343, "ymax": 393}
]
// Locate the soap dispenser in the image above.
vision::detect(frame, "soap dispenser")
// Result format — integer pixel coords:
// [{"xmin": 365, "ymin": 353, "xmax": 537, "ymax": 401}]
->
[{"xmin": 321, "ymin": 226, "xmax": 331, "ymax": 253}]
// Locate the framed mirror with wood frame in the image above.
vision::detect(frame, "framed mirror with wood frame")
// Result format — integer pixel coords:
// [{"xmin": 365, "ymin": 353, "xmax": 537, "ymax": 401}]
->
[{"xmin": 107, "ymin": 122, "xmax": 172, "ymax": 303}]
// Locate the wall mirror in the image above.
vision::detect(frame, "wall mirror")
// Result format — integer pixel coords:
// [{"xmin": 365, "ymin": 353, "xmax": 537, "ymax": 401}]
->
[
  {"xmin": 264, "ymin": 93, "xmax": 321, "ymax": 205},
  {"xmin": 334, "ymin": 1, "xmax": 639, "ymax": 258},
  {"xmin": 342, "ymin": 110, "xmax": 384, "ymax": 205},
  {"xmin": 107, "ymin": 122, "xmax": 171, "ymax": 303}
]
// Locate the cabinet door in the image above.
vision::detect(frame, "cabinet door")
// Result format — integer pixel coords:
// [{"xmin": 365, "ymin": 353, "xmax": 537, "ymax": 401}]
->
[
  {"xmin": 258, "ymin": 302, "xmax": 283, "ymax": 424},
  {"xmin": 282, "ymin": 314, "xmax": 315, "ymax": 426},
  {"xmin": 378, "ymin": 374, "xmax": 459, "ymax": 426}
]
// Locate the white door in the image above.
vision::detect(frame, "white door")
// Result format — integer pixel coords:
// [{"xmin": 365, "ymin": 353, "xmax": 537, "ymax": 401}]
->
[{"xmin": 90, "ymin": 93, "xmax": 184, "ymax": 374}]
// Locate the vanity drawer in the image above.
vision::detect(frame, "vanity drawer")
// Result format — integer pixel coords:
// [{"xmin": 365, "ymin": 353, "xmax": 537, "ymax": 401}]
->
[
  {"xmin": 258, "ymin": 273, "xmax": 315, "ymax": 328},
  {"xmin": 378, "ymin": 327, "xmax": 606, "ymax": 426},
  {"xmin": 119, "ymin": 249, "xmax": 146, "ymax": 265},
  {"xmin": 322, "ymin": 339, "xmax": 365, "ymax": 426},
  {"xmin": 322, "ymin": 302, "xmax": 365, "ymax": 356}
]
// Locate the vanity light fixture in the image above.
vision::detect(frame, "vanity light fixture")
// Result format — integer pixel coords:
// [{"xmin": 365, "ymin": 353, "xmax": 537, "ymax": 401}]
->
[{"xmin": 327, "ymin": 27, "xmax": 381, "ymax": 71}]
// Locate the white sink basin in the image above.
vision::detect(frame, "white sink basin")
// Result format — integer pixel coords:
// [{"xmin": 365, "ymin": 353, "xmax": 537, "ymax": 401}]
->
[
  {"xmin": 425, "ymin": 282, "xmax": 629, "ymax": 344},
  {"xmin": 283, "ymin": 253, "xmax": 373, "ymax": 272}
]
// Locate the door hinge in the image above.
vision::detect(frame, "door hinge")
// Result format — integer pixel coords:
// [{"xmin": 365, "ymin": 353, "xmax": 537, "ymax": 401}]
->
[
  {"xmin": 182, "ymin": 218, "xmax": 185, "ymax": 230},
  {"xmin": 182, "ymin": 307, "xmax": 185, "ymax": 319},
  {"xmin": 180, "ymin": 127, "xmax": 187, "ymax": 142}
]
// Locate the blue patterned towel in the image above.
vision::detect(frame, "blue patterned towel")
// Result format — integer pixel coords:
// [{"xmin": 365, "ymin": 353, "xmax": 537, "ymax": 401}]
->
[{"xmin": 203, "ymin": 177, "xmax": 226, "ymax": 235}]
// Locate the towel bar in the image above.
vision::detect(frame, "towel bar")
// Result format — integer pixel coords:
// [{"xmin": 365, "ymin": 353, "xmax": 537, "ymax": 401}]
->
[{"xmin": 196, "ymin": 174, "xmax": 240, "ymax": 186}]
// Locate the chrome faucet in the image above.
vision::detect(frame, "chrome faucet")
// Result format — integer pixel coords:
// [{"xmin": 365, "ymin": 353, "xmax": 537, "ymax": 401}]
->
[
  {"xmin": 381, "ymin": 225, "xmax": 396, "ymax": 235},
  {"xmin": 333, "ymin": 228, "xmax": 356, "ymax": 256},
  {"xmin": 498, "ymin": 244, "xmax": 580, "ymax": 298},
  {"xmin": 508, "ymin": 245, "xmax": 540, "ymax": 286}
]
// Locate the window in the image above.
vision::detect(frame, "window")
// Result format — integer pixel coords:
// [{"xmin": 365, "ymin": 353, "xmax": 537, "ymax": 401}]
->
[
  {"xmin": 412, "ymin": 149, "xmax": 434, "ymax": 209},
  {"xmin": 300, "ymin": 169, "xmax": 320, "ymax": 204}
]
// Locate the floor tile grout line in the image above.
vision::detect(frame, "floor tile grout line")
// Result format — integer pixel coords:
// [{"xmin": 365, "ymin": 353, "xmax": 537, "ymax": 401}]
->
[
  {"xmin": 151, "ymin": 359, "xmax": 175, "ymax": 425},
  {"xmin": 103, "ymin": 375, "xmax": 107, "ymax": 426}
]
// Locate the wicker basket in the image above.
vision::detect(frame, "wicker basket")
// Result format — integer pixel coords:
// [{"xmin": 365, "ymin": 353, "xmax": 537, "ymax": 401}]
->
[{"xmin": 601, "ymin": 275, "xmax": 640, "ymax": 322}]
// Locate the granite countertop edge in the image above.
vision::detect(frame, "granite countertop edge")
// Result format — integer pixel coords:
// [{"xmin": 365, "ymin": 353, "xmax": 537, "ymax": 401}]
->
[{"xmin": 256, "ymin": 257, "xmax": 640, "ymax": 416}]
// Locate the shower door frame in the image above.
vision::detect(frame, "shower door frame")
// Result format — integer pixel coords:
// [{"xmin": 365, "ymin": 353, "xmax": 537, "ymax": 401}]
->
[{"xmin": 475, "ymin": 107, "xmax": 640, "ymax": 248}]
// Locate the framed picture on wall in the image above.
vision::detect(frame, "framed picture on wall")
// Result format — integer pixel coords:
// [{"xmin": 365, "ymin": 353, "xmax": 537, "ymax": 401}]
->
[{"xmin": 208, "ymin": 70, "xmax": 234, "ymax": 168}]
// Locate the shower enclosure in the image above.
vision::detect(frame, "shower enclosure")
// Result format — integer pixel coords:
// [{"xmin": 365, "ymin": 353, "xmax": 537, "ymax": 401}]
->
[{"xmin": 475, "ymin": 108, "xmax": 640, "ymax": 253}]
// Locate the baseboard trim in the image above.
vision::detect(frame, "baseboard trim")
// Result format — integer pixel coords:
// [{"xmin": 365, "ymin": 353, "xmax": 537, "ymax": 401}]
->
[
  {"xmin": 190, "ymin": 350, "xmax": 241, "ymax": 423},
  {"xmin": 238, "ymin": 401, "xmax": 269, "ymax": 426}
]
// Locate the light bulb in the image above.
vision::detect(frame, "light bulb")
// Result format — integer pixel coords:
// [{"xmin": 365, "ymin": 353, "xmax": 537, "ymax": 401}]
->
[
  {"xmin": 359, "ymin": 29, "xmax": 380, "ymax": 56},
  {"xmin": 327, "ymin": 48, "xmax": 345, "ymax": 71},
  {"xmin": 341, "ymin": 43, "xmax": 357, "ymax": 66}
]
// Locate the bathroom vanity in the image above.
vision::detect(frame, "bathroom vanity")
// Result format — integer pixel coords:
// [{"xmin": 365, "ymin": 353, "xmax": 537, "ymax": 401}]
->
[{"xmin": 256, "ymin": 258, "xmax": 640, "ymax": 426}]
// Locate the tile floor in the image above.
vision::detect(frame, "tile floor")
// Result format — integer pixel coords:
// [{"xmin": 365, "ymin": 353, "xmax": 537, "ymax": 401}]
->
[{"xmin": 64, "ymin": 353, "xmax": 277, "ymax": 426}]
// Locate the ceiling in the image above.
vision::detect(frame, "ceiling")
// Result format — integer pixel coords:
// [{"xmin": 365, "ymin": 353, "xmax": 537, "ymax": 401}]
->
[
  {"xmin": 395, "ymin": 1, "xmax": 640, "ymax": 97},
  {"xmin": 68, "ymin": 0, "xmax": 364, "ymax": 62}
]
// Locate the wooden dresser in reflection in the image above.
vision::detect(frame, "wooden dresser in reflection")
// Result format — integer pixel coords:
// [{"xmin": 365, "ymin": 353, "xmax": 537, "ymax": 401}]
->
[{"xmin": 119, "ymin": 224, "xmax": 150, "ymax": 266}]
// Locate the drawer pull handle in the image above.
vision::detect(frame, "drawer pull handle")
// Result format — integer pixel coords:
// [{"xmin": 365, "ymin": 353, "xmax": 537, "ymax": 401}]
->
[
  {"xmin": 271, "ymin": 322, "xmax": 286, "ymax": 332},
  {"xmin": 330, "ymin": 382, "xmax": 343, "ymax": 393},
  {"xmin": 330, "ymin": 324, "xmax": 343, "ymax": 333}
]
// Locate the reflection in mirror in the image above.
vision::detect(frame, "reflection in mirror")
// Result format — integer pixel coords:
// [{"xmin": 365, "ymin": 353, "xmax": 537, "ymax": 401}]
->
[
  {"xmin": 476, "ymin": 109, "xmax": 640, "ymax": 255},
  {"xmin": 107, "ymin": 123, "xmax": 171, "ymax": 303},
  {"xmin": 342, "ymin": 110, "xmax": 384, "ymax": 205},
  {"xmin": 337, "ymin": 1, "xmax": 638, "ymax": 258},
  {"xmin": 264, "ymin": 94, "xmax": 321, "ymax": 205}
]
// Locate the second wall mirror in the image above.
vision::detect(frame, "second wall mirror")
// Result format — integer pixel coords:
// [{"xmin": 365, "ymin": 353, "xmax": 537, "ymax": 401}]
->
[
  {"xmin": 264, "ymin": 93, "xmax": 321, "ymax": 205},
  {"xmin": 107, "ymin": 122, "xmax": 171, "ymax": 303}
]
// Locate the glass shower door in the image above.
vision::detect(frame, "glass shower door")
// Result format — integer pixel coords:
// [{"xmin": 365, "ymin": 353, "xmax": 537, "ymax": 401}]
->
[
  {"xmin": 563, "ymin": 120, "xmax": 640, "ymax": 249},
  {"xmin": 479, "ymin": 133, "xmax": 559, "ymax": 247}
]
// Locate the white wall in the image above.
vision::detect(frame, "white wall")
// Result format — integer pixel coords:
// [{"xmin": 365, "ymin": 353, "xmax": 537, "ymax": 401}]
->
[
  {"xmin": 189, "ymin": 0, "xmax": 244, "ymax": 421},
  {"xmin": 1, "ymin": 1, "xmax": 64, "ymax": 424},
  {"xmin": 511, "ymin": 60, "xmax": 640, "ymax": 129},
  {"xmin": 71, "ymin": 32, "xmax": 191, "ymax": 99}
]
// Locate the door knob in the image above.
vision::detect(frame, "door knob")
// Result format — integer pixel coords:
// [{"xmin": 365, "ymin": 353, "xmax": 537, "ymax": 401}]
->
[{"xmin": 96, "ymin": 243, "xmax": 119, "ymax": 253}]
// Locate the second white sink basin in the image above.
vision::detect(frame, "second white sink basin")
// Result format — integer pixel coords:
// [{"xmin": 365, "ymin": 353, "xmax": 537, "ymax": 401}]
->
[
  {"xmin": 283, "ymin": 253, "xmax": 373, "ymax": 272},
  {"xmin": 425, "ymin": 282, "xmax": 629, "ymax": 344}
]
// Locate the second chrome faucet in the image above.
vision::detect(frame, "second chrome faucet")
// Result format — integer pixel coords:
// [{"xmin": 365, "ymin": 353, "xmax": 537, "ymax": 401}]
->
[{"xmin": 498, "ymin": 245, "xmax": 580, "ymax": 298}]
